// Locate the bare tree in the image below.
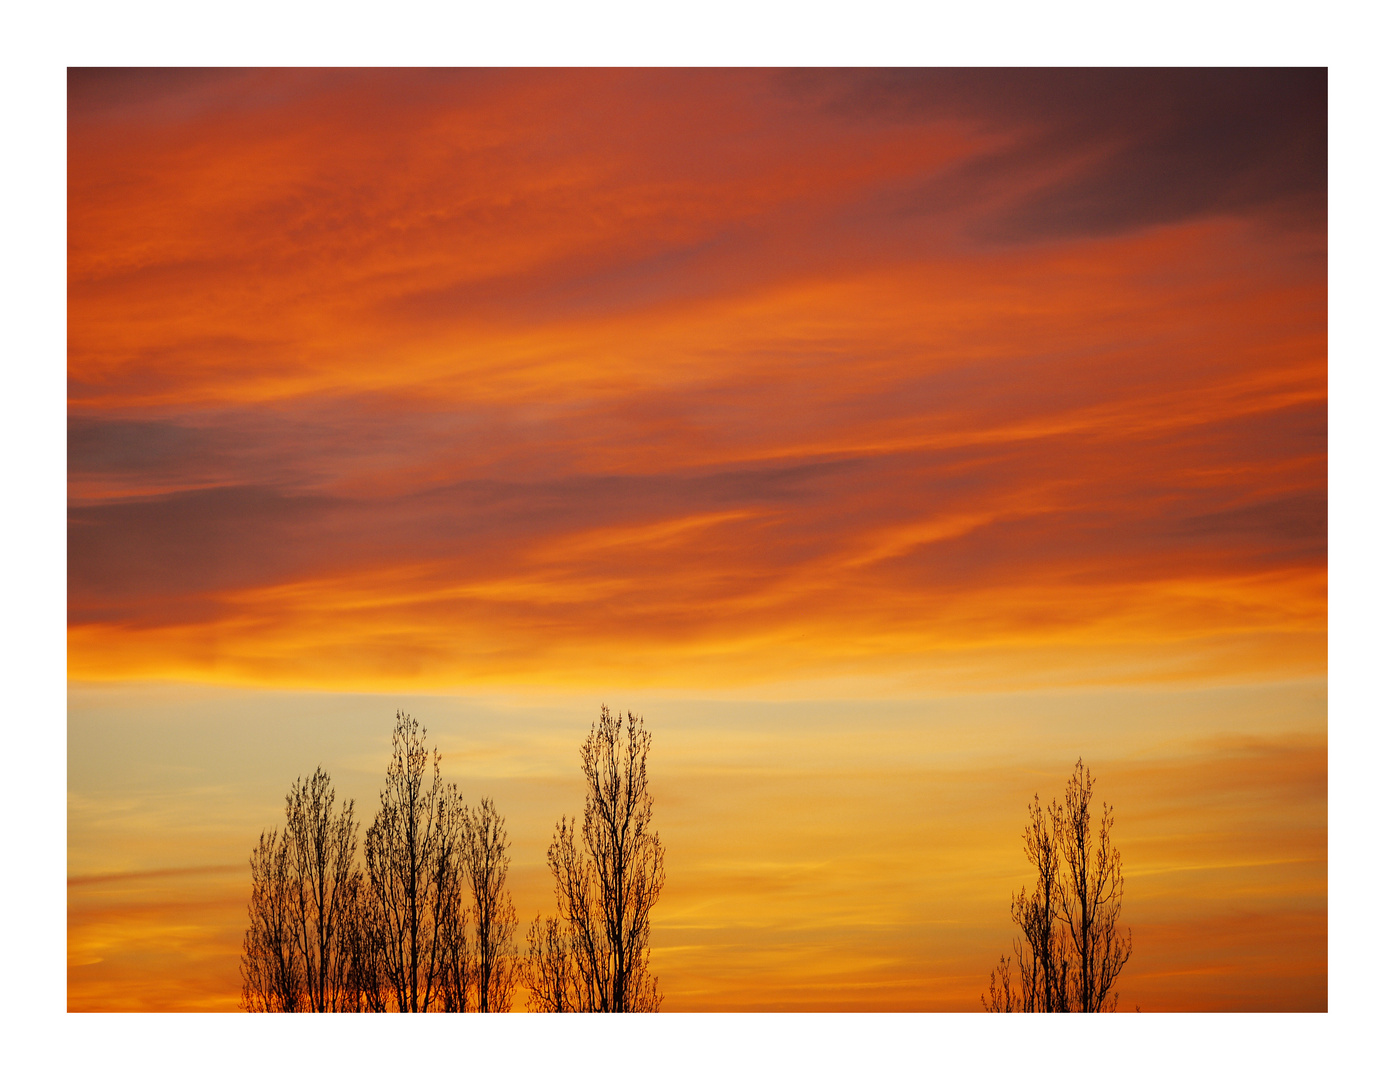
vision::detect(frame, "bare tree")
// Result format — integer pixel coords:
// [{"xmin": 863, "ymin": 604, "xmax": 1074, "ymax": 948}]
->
[
  {"xmin": 1011, "ymin": 794, "xmax": 1071, "ymax": 1012},
  {"xmin": 464, "ymin": 797, "xmax": 518, "ymax": 1011},
  {"xmin": 523, "ymin": 914, "xmax": 590, "ymax": 1012},
  {"xmin": 283, "ymin": 767, "xmax": 359, "ymax": 1011},
  {"xmin": 341, "ymin": 870, "xmax": 389, "ymax": 1012},
  {"xmin": 239, "ymin": 714, "xmax": 522, "ymax": 1013},
  {"xmin": 240, "ymin": 768, "xmax": 360, "ymax": 1012},
  {"xmin": 240, "ymin": 828, "xmax": 302, "ymax": 1011},
  {"xmin": 527, "ymin": 706, "xmax": 664, "ymax": 1012},
  {"xmin": 363, "ymin": 711, "xmax": 463, "ymax": 1012},
  {"xmin": 1058, "ymin": 761, "xmax": 1132, "ymax": 1012},
  {"xmin": 435, "ymin": 786, "xmax": 473, "ymax": 1013},
  {"xmin": 983, "ymin": 952, "xmax": 1017, "ymax": 1013},
  {"xmin": 983, "ymin": 759, "xmax": 1132, "ymax": 1012}
]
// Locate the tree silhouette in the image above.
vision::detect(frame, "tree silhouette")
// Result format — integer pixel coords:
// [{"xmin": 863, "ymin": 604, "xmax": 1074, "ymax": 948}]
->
[
  {"xmin": 239, "ymin": 768, "xmax": 359, "ymax": 1011},
  {"xmin": 240, "ymin": 827, "xmax": 301, "ymax": 1011},
  {"xmin": 240, "ymin": 709, "xmax": 662, "ymax": 1014},
  {"xmin": 525, "ymin": 706, "xmax": 665, "ymax": 1012},
  {"xmin": 463, "ymin": 797, "xmax": 518, "ymax": 1011},
  {"xmin": 434, "ymin": 785, "xmax": 473, "ymax": 1012},
  {"xmin": 284, "ymin": 768, "xmax": 359, "ymax": 1011},
  {"xmin": 984, "ymin": 759, "xmax": 1133, "ymax": 1012},
  {"xmin": 1058, "ymin": 761, "xmax": 1133, "ymax": 1011},
  {"xmin": 523, "ymin": 914, "xmax": 588, "ymax": 1012},
  {"xmin": 340, "ymin": 870, "xmax": 388, "ymax": 1012},
  {"xmin": 362, "ymin": 711, "xmax": 463, "ymax": 1012}
]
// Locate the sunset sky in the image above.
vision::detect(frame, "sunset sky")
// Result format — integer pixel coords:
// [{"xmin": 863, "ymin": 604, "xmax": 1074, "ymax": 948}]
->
[{"xmin": 67, "ymin": 68, "xmax": 1326, "ymax": 1011}]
